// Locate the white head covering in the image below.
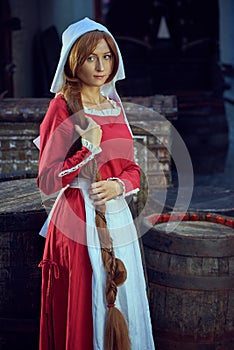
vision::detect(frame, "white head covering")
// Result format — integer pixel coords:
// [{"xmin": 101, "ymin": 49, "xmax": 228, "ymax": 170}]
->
[
  {"xmin": 49, "ymin": 17, "xmax": 133, "ymax": 135},
  {"xmin": 51, "ymin": 17, "xmax": 125, "ymax": 98}
]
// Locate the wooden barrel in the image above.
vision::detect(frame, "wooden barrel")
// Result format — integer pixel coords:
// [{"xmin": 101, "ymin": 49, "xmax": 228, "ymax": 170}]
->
[
  {"xmin": 0, "ymin": 177, "xmax": 46, "ymax": 349},
  {"xmin": 141, "ymin": 212, "xmax": 234, "ymax": 350}
]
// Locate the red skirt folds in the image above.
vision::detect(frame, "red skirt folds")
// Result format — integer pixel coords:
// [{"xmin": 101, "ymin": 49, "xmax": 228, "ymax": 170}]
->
[{"xmin": 39, "ymin": 188, "xmax": 94, "ymax": 350}]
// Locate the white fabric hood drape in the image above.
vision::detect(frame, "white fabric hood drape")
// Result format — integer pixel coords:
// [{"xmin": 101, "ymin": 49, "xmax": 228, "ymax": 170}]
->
[{"xmin": 51, "ymin": 17, "xmax": 125, "ymax": 95}]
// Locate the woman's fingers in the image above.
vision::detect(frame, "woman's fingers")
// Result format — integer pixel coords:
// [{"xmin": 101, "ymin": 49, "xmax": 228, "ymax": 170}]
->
[
  {"xmin": 89, "ymin": 182, "xmax": 106, "ymax": 205},
  {"xmin": 74, "ymin": 117, "xmax": 102, "ymax": 147},
  {"xmin": 75, "ymin": 117, "xmax": 98, "ymax": 134},
  {"xmin": 74, "ymin": 124, "xmax": 82, "ymax": 135},
  {"xmin": 89, "ymin": 180, "xmax": 123, "ymax": 205}
]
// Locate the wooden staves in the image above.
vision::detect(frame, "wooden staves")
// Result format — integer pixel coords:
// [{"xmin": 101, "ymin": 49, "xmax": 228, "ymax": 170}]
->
[
  {"xmin": 0, "ymin": 177, "xmax": 46, "ymax": 349},
  {"xmin": 141, "ymin": 211, "xmax": 234, "ymax": 350}
]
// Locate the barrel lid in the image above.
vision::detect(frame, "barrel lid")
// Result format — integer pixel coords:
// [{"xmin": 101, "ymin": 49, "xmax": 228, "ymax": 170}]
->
[
  {"xmin": 0, "ymin": 178, "xmax": 47, "ymax": 232},
  {"xmin": 142, "ymin": 212, "xmax": 234, "ymax": 257},
  {"xmin": 0, "ymin": 178, "xmax": 43, "ymax": 213},
  {"xmin": 155, "ymin": 220, "xmax": 234, "ymax": 238}
]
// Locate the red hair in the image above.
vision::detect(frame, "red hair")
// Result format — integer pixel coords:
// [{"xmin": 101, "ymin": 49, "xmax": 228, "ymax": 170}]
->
[{"xmin": 62, "ymin": 30, "xmax": 119, "ymax": 113}]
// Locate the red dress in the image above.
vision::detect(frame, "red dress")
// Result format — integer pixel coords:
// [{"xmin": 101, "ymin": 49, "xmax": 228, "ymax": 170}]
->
[{"xmin": 37, "ymin": 94, "xmax": 141, "ymax": 350}]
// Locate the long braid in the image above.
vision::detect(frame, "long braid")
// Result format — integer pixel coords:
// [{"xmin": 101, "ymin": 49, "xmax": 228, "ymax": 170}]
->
[
  {"xmin": 65, "ymin": 86, "xmax": 130, "ymax": 349},
  {"xmin": 93, "ymin": 164, "xmax": 131, "ymax": 350}
]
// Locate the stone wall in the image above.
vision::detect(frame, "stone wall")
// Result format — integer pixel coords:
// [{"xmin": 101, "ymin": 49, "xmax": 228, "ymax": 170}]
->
[
  {"xmin": 0, "ymin": 98, "xmax": 49, "ymax": 176},
  {"xmin": 0, "ymin": 96, "xmax": 177, "ymax": 189}
]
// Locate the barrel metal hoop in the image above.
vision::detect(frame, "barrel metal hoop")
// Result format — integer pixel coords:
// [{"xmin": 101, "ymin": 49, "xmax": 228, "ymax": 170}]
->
[
  {"xmin": 148, "ymin": 269, "xmax": 234, "ymax": 291},
  {"xmin": 156, "ymin": 329, "xmax": 234, "ymax": 349}
]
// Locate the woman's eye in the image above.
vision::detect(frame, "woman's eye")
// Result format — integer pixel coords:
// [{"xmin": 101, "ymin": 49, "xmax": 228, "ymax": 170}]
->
[
  {"xmin": 104, "ymin": 54, "xmax": 112, "ymax": 60},
  {"xmin": 87, "ymin": 56, "xmax": 95, "ymax": 62}
]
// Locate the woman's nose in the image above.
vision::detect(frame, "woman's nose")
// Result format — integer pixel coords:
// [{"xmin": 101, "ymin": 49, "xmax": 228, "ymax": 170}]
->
[{"xmin": 96, "ymin": 59, "xmax": 104, "ymax": 71}]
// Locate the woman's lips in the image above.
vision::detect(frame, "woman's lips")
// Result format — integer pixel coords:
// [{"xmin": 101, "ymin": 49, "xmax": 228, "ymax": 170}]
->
[{"xmin": 93, "ymin": 75, "xmax": 105, "ymax": 79}]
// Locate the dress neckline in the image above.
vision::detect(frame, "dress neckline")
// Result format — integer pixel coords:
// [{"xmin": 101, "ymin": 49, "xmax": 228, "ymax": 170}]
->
[{"xmin": 84, "ymin": 99, "xmax": 121, "ymax": 117}]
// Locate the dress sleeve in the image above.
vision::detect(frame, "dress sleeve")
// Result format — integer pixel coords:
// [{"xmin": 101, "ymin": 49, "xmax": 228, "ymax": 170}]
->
[
  {"xmin": 106, "ymin": 137, "xmax": 141, "ymax": 198},
  {"xmin": 112, "ymin": 159, "xmax": 141, "ymax": 197},
  {"xmin": 37, "ymin": 97, "xmax": 101, "ymax": 195}
]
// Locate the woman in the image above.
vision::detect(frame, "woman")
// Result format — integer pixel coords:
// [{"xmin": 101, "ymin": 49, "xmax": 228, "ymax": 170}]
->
[{"xmin": 36, "ymin": 17, "xmax": 155, "ymax": 350}]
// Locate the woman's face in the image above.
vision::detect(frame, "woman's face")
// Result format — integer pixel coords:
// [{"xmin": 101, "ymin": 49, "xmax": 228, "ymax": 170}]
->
[{"xmin": 77, "ymin": 38, "xmax": 114, "ymax": 88}]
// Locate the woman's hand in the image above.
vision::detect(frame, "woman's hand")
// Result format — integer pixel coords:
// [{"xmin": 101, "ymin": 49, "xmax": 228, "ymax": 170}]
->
[
  {"xmin": 75, "ymin": 117, "xmax": 102, "ymax": 148},
  {"xmin": 89, "ymin": 180, "xmax": 123, "ymax": 206}
]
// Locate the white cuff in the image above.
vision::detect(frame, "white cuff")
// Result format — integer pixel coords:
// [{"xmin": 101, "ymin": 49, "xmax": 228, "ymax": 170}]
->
[{"xmin": 82, "ymin": 138, "xmax": 101, "ymax": 154}]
